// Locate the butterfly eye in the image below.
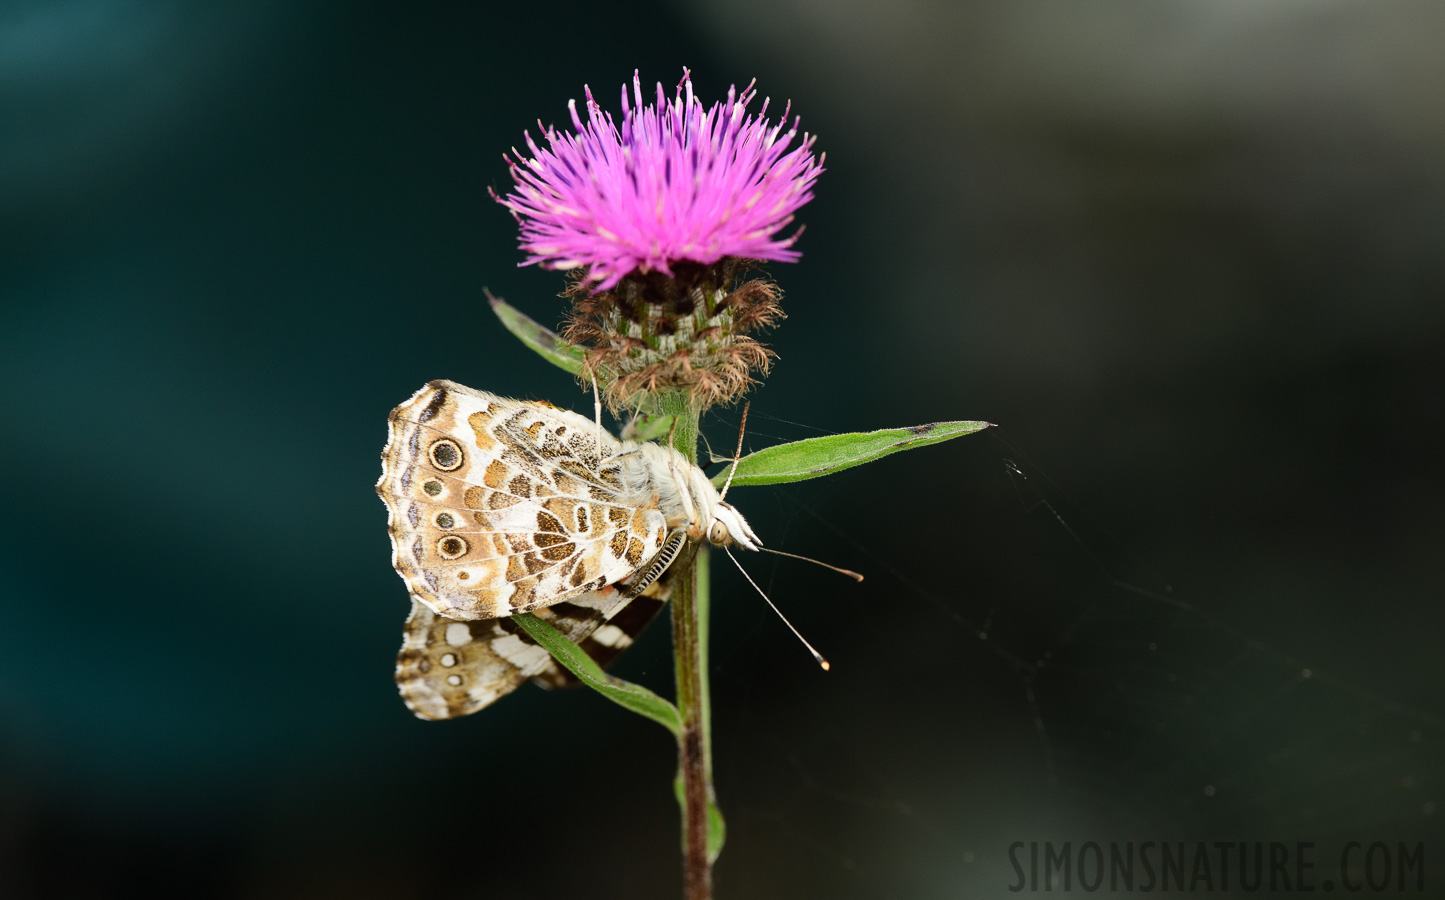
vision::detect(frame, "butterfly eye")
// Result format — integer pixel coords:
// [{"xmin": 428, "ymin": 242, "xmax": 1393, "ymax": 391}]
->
[{"xmin": 708, "ymin": 520, "xmax": 728, "ymax": 544}]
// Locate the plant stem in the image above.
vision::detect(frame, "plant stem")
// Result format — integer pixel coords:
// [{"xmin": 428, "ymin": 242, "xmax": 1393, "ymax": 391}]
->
[
  {"xmin": 695, "ymin": 544, "xmax": 715, "ymax": 810},
  {"xmin": 671, "ymin": 547, "xmax": 709, "ymax": 900},
  {"xmin": 661, "ymin": 392, "xmax": 713, "ymax": 900}
]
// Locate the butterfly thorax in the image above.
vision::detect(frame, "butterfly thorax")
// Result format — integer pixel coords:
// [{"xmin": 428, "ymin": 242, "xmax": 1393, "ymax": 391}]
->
[{"xmin": 619, "ymin": 441, "xmax": 760, "ymax": 550}]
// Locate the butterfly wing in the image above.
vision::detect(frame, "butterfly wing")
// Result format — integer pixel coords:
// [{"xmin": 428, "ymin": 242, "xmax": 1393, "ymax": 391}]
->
[
  {"xmin": 377, "ymin": 380, "xmax": 670, "ymax": 620},
  {"xmin": 530, "ymin": 561, "xmax": 675, "ymax": 690},
  {"xmin": 395, "ymin": 573, "xmax": 673, "ymax": 719}
]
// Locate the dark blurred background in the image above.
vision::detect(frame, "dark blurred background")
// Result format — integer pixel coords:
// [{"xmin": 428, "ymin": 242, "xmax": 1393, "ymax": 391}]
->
[{"xmin": 2, "ymin": 1, "xmax": 1442, "ymax": 897}]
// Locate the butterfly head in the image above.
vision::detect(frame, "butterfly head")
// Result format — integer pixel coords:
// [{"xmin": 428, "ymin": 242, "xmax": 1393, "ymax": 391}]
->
[
  {"xmin": 706, "ymin": 500, "xmax": 761, "ymax": 551},
  {"xmin": 642, "ymin": 441, "xmax": 763, "ymax": 551}
]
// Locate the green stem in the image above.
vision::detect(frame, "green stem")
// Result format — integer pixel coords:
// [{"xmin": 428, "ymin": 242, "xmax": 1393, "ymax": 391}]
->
[{"xmin": 660, "ymin": 392, "xmax": 713, "ymax": 900}]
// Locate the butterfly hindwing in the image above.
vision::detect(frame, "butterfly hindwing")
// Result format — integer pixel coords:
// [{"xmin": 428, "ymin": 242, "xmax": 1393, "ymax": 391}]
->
[
  {"xmin": 395, "ymin": 571, "xmax": 675, "ymax": 719},
  {"xmin": 377, "ymin": 380, "xmax": 669, "ymax": 621}
]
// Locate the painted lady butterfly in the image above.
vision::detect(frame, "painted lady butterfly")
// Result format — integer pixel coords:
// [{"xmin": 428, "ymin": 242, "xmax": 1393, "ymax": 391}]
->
[{"xmin": 378, "ymin": 380, "xmax": 759, "ymax": 719}]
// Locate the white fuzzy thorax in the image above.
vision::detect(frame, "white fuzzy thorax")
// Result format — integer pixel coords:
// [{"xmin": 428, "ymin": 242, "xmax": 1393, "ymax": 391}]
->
[{"xmin": 616, "ymin": 441, "xmax": 761, "ymax": 550}]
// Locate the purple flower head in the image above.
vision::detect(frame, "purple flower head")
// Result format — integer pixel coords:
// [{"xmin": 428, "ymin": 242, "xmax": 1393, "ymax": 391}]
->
[{"xmin": 495, "ymin": 70, "xmax": 824, "ymax": 291}]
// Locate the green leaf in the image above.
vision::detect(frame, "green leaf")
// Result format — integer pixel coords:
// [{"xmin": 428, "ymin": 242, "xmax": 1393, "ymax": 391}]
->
[
  {"xmin": 673, "ymin": 775, "xmax": 727, "ymax": 864},
  {"xmin": 705, "ymin": 795, "xmax": 726, "ymax": 862},
  {"xmin": 621, "ymin": 413, "xmax": 677, "ymax": 443},
  {"xmin": 711, "ymin": 420, "xmax": 993, "ymax": 488},
  {"xmin": 487, "ymin": 290, "xmax": 587, "ymax": 376},
  {"xmin": 511, "ymin": 613, "xmax": 681, "ymax": 737}
]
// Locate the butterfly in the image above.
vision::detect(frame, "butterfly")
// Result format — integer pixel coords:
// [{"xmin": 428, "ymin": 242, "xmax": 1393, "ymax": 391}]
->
[{"xmin": 377, "ymin": 379, "xmax": 761, "ymax": 720}]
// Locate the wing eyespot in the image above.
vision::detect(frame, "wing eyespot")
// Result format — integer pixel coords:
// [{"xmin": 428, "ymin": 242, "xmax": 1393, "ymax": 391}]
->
[
  {"xmin": 429, "ymin": 439, "xmax": 464, "ymax": 471},
  {"xmin": 437, "ymin": 535, "xmax": 469, "ymax": 560}
]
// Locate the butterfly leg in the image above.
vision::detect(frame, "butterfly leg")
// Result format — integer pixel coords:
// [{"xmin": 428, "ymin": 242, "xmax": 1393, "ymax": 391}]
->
[
  {"xmin": 664, "ymin": 417, "xmax": 701, "ymax": 528},
  {"xmin": 588, "ymin": 365, "xmax": 605, "ymax": 460}
]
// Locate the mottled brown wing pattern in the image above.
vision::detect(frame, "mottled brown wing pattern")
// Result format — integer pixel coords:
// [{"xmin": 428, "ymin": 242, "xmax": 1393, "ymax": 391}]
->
[
  {"xmin": 395, "ymin": 573, "xmax": 673, "ymax": 719},
  {"xmin": 377, "ymin": 380, "xmax": 669, "ymax": 621}
]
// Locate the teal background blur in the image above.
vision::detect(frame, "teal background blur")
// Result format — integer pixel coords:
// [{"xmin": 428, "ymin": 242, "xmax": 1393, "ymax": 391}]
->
[{"xmin": 2, "ymin": 2, "xmax": 1443, "ymax": 897}]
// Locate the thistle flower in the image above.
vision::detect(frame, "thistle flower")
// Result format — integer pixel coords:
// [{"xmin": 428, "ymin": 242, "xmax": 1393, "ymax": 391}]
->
[
  {"xmin": 496, "ymin": 69, "xmax": 824, "ymax": 290},
  {"xmin": 495, "ymin": 71, "xmax": 822, "ymax": 412},
  {"xmin": 475, "ymin": 70, "xmax": 987, "ymax": 900}
]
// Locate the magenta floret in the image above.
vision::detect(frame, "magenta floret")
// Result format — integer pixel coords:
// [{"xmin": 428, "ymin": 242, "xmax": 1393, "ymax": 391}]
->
[{"xmin": 495, "ymin": 70, "xmax": 824, "ymax": 290}]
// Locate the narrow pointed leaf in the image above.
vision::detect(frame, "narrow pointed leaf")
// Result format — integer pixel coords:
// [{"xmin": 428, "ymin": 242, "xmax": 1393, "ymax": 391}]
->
[
  {"xmin": 512, "ymin": 613, "xmax": 681, "ymax": 736},
  {"xmin": 712, "ymin": 420, "xmax": 993, "ymax": 488},
  {"xmin": 487, "ymin": 291, "xmax": 587, "ymax": 376}
]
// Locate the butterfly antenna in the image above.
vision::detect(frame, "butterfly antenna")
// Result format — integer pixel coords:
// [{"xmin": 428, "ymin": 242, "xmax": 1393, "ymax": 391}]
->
[
  {"xmin": 725, "ymin": 546, "xmax": 830, "ymax": 670},
  {"xmin": 588, "ymin": 364, "xmax": 604, "ymax": 460},
  {"xmin": 718, "ymin": 401, "xmax": 750, "ymax": 501},
  {"xmin": 757, "ymin": 546, "xmax": 864, "ymax": 582}
]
